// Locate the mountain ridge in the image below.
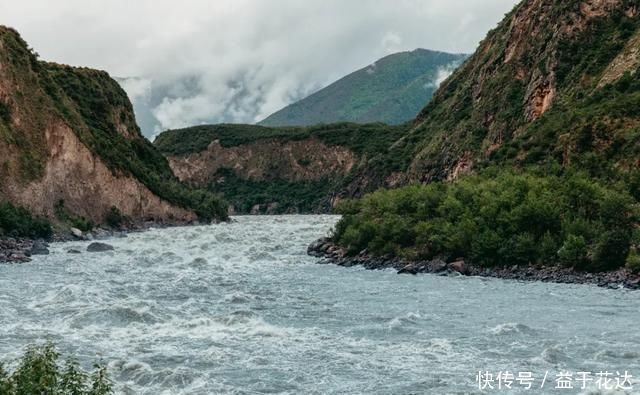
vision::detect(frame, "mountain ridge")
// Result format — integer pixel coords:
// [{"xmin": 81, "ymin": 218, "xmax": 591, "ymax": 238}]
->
[{"xmin": 259, "ymin": 49, "xmax": 467, "ymax": 126}]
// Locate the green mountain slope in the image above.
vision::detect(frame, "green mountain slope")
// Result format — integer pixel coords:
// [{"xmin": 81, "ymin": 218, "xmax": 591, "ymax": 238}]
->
[{"xmin": 259, "ymin": 49, "xmax": 466, "ymax": 126}]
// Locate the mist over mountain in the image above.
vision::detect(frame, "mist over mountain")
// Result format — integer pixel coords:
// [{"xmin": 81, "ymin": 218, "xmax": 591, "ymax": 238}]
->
[
  {"xmin": 260, "ymin": 49, "xmax": 467, "ymax": 126},
  {"xmin": 117, "ymin": 74, "xmax": 320, "ymax": 139},
  {"xmin": 119, "ymin": 49, "xmax": 466, "ymax": 137}
]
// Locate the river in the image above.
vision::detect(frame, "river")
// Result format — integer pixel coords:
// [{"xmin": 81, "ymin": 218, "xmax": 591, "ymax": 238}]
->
[{"xmin": 0, "ymin": 215, "xmax": 639, "ymax": 394}]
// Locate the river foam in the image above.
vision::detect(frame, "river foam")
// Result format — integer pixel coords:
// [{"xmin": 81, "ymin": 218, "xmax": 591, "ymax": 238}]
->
[{"xmin": 1, "ymin": 215, "xmax": 639, "ymax": 394}]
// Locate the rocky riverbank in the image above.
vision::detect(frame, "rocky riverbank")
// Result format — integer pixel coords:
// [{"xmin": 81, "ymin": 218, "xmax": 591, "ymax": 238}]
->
[
  {"xmin": 308, "ymin": 238, "xmax": 640, "ymax": 290},
  {"xmin": 0, "ymin": 238, "xmax": 47, "ymax": 263},
  {"xmin": 1, "ymin": 219, "xmax": 221, "ymax": 264},
  {"xmin": 0, "ymin": 226, "xmax": 129, "ymax": 263}
]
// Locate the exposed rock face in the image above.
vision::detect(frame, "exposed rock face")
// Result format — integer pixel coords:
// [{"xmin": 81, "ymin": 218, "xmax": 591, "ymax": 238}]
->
[
  {"xmin": 168, "ymin": 138, "xmax": 355, "ymax": 184},
  {"xmin": 5, "ymin": 122, "xmax": 195, "ymax": 223},
  {"xmin": 0, "ymin": 26, "xmax": 198, "ymax": 225},
  {"xmin": 598, "ymin": 28, "xmax": 640, "ymax": 87},
  {"xmin": 527, "ymin": 82, "xmax": 556, "ymax": 121},
  {"xmin": 403, "ymin": 0, "xmax": 640, "ymax": 182}
]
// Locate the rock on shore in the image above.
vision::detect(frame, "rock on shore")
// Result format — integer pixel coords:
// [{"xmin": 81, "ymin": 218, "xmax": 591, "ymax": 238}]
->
[
  {"xmin": 308, "ymin": 238, "xmax": 640, "ymax": 290},
  {"xmin": 0, "ymin": 239, "xmax": 52, "ymax": 263}
]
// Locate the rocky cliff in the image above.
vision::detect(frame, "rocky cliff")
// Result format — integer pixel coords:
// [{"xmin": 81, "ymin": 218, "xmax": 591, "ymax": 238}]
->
[
  {"xmin": 155, "ymin": 123, "xmax": 408, "ymax": 213},
  {"xmin": 0, "ymin": 26, "xmax": 227, "ymax": 227},
  {"xmin": 396, "ymin": 0, "xmax": 640, "ymax": 182},
  {"xmin": 156, "ymin": 0, "xmax": 640, "ymax": 214}
]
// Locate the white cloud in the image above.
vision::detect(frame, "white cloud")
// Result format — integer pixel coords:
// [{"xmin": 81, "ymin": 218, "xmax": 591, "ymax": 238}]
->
[
  {"xmin": 0, "ymin": 0, "xmax": 518, "ymax": 135},
  {"xmin": 424, "ymin": 61, "xmax": 463, "ymax": 90},
  {"xmin": 380, "ymin": 32, "xmax": 404, "ymax": 54},
  {"xmin": 118, "ymin": 77, "xmax": 152, "ymax": 101}
]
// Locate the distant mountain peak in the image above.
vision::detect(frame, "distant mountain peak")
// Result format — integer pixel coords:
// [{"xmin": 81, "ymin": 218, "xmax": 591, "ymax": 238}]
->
[{"xmin": 259, "ymin": 49, "xmax": 468, "ymax": 127}]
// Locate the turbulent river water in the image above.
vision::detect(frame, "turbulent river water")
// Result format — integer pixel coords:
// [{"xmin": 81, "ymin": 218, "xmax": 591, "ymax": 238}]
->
[{"xmin": 1, "ymin": 215, "xmax": 639, "ymax": 394}]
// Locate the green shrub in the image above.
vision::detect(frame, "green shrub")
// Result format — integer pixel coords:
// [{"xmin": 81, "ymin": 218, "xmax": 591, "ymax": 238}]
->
[
  {"xmin": 0, "ymin": 201, "xmax": 52, "ymax": 239},
  {"xmin": 0, "ymin": 101, "xmax": 11, "ymax": 125},
  {"xmin": 208, "ymin": 168, "xmax": 335, "ymax": 214},
  {"xmin": 0, "ymin": 364, "xmax": 12, "ymax": 394},
  {"xmin": 626, "ymin": 249, "xmax": 640, "ymax": 273},
  {"xmin": 0, "ymin": 342, "xmax": 112, "ymax": 395},
  {"xmin": 71, "ymin": 217, "xmax": 94, "ymax": 233},
  {"xmin": 54, "ymin": 200, "xmax": 94, "ymax": 232},
  {"xmin": 333, "ymin": 169, "xmax": 637, "ymax": 271},
  {"xmin": 591, "ymin": 230, "xmax": 631, "ymax": 271},
  {"xmin": 558, "ymin": 235, "xmax": 588, "ymax": 268},
  {"xmin": 103, "ymin": 207, "xmax": 123, "ymax": 228}
]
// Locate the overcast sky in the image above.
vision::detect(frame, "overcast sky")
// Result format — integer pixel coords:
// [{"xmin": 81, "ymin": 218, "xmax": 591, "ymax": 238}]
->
[{"xmin": 1, "ymin": 0, "xmax": 518, "ymax": 135}]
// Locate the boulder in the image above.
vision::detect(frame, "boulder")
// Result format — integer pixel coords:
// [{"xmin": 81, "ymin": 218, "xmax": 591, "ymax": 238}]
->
[
  {"xmin": 398, "ymin": 264, "xmax": 418, "ymax": 275},
  {"xmin": 30, "ymin": 240, "xmax": 50, "ymax": 256},
  {"xmin": 431, "ymin": 259, "xmax": 448, "ymax": 273},
  {"xmin": 9, "ymin": 252, "xmax": 30, "ymax": 263},
  {"xmin": 70, "ymin": 228, "xmax": 83, "ymax": 239},
  {"xmin": 307, "ymin": 238, "xmax": 329, "ymax": 255},
  {"xmin": 448, "ymin": 260, "xmax": 469, "ymax": 275},
  {"xmin": 87, "ymin": 242, "xmax": 114, "ymax": 252},
  {"xmin": 67, "ymin": 249, "xmax": 82, "ymax": 254},
  {"xmin": 227, "ymin": 205, "xmax": 236, "ymax": 216},
  {"xmin": 266, "ymin": 202, "xmax": 279, "ymax": 215}
]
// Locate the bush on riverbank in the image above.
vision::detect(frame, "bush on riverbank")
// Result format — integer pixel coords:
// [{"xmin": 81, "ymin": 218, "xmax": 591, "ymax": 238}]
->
[
  {"xmin": 0, "ymin": 201, "xmax": 52, "ymax": 239},
  {"xmin": 333, "ymin": 169, "xmax": 639, "ymax": 272},
  {"xmin": 0, "ymin": 343, "xmax": 112, "ymax": 394}
]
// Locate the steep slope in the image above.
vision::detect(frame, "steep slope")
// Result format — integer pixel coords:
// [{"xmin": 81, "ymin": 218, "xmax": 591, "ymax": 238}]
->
[
  {"xmin": 155, "ymin": 123, "xmax": 409, "ymax": 213},
  {"xmin": 390, "ymin": 0, "xmax": 640, "ymax": 182},
  {"xmin": 325, "ymin": 0, "xmax": 640, "ymax": 275},
  {"xmin": 0, "ymin": 26, "xmax": 227, "ymax": 227},
  {"xmin": 259, "ymin": 49, "xmax": 466, "ymax": 127}
]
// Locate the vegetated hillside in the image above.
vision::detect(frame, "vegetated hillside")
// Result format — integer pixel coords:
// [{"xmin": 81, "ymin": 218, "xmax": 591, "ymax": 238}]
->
[
  {"xmin": 155, "ymin": 123, "xmax": 409, "ymax": 214},
  {"xmin": 390, "ymin": 0, "xmax": 640, "ymax": 182},
  {"xmin": 259, "ymin": 49, "xmax": 466, "ymax": 127},
  {"xmin": 0, "ymin": 26, "xmax": 227, "ymax": 236},
  {"xmin": 332, "ymin": 0, "xmax": 640, "ymax": 273}
]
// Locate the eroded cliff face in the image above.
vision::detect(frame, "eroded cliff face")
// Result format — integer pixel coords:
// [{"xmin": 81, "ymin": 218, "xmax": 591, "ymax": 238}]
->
[
  {"xmin": 402, "ymin": 0, "xmax": 640, "ymax": 183},
  {"xmin": 5, "ymin": 122, "xmax": 195, "ymax": 223},
  {"xmin": 168, "ymin": 138, "xmax": 355, "ymax": 184},
  {"xmin": 0, "ymin": 26, "xmax": 200, "ymax": 225}
]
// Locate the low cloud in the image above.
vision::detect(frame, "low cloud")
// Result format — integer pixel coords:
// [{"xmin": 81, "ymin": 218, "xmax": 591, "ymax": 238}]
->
[
  {"xmin": 424, "ymin": 61, "xmax": 465, "ymax": 90},
  {"xmin": 1, "ymin": 0, "xmax": 518, "ymax": 136}
]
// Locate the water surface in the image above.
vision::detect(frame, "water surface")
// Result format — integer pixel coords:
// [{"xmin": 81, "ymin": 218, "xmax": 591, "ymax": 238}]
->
[{"xmin": 0, "ymin": 216, "xmax": 638, "ymax": 394}]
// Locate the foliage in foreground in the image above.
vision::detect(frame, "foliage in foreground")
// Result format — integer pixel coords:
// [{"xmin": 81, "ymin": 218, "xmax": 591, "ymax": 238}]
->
[
  {"xmin": 334, "ymin": 169, "xmax": 639, "ymax": 272},
  {"xmin": 0, "ymin": 201, "xmax": 52, "ymax": 239},
  {"xmin": 0, "ymin": 343, "xmax": 112, "ymax": 395}
]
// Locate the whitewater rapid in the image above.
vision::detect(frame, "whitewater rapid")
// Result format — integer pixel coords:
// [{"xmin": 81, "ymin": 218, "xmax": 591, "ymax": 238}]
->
[{"xmin": 0, "ymin": 216, "xmax": 639, "ymax": 394}]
